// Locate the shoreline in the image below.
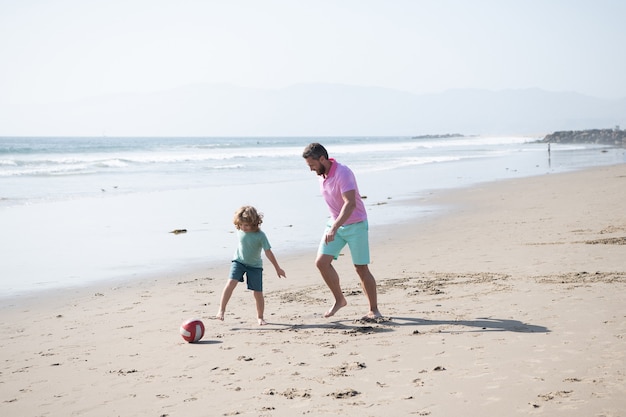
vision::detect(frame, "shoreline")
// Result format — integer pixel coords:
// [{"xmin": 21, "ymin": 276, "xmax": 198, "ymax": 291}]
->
[
  {"xmin": 1, "ymin": 163, "xmax": 625, "ymax": 416},
  {"xmin": 3, "ymin": 162, "xmax": 625, "ymax": 306},
  {"xmin": 2, "ymin": 138, "xmax": 623, "ymax": 298}
]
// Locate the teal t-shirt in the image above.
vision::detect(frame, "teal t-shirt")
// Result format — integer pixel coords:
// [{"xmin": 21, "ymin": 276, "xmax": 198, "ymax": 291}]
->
[{"xmin": 233, "ymin": 229, "xmax": 271, "ymax": 268}]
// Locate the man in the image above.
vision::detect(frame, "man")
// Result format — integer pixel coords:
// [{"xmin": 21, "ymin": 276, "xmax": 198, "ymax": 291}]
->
[{"xmin": 302, "ymin": 143, "xmax": 382, "ymax": 320}]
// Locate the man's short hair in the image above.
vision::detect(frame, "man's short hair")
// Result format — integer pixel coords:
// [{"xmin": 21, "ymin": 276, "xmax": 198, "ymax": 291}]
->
[{"xmin": 302, "ymin": 143, "xmax": 328, "ymax": 160}]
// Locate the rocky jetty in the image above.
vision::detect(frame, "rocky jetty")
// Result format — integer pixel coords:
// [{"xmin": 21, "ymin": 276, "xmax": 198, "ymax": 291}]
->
[
  {"xmin": 540, "ymin": 129, "xmax": 626, "ymax": 146},
  {"xmin": 412, "ymin": 133, "xmax": 465, "ymax": 139}
]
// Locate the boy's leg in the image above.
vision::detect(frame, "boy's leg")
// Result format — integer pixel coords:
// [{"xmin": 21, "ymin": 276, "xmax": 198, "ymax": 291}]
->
[
  {"xmin": 216, "ymin": 279, "xmax": 238, "ymax": 320},
  {"xmin": 253, "ymin": 291, "xmax": 266, "ymax": 325}
]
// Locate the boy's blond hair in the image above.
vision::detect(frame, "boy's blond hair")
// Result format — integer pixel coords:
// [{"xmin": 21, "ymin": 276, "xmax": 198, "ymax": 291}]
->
[{"xmin": 233, "ymin": 205, "xmax": 263, "ymax": 230}]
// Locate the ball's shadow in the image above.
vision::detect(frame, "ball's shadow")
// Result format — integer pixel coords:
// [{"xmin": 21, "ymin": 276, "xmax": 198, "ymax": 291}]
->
[{"xmin": 190, "ymin": 339, "xmax": 222, "ymax": 345}]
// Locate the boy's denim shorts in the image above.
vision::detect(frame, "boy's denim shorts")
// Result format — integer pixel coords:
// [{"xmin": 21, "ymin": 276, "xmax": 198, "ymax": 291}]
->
[{"xmin": 229, "ymin": 260, "xmax": 263, "ymax": 292}]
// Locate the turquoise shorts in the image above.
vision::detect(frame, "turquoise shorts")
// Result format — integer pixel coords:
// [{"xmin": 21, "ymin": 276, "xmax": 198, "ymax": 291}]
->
[
  {"xmin": 230, "ymin": 260, "xmax": 263, "ymax": 292},
  {"xmin": 318, "ymin": 220, "xmax": 370, "ymax": 265}
]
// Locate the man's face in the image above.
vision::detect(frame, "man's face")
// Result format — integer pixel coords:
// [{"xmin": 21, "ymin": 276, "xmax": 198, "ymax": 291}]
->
[{"xmin": 305, "ymin": 156, "xmax": 326, "ymax": 176}]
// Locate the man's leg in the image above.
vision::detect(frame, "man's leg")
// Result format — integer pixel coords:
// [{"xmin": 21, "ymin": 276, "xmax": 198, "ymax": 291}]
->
[
  {"xmin": 315, "ymin": 253, "xmax": 347, "ymax": 317},
  {"xmin": 355, "ymin": 264, "xmax": 382, "ymax": 319}
]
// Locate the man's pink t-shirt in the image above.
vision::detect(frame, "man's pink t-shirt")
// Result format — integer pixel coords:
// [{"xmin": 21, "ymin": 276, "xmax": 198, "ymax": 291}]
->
[{"xmin": 320, "ymin": 158, "xmax": 367, "ymax": 225}]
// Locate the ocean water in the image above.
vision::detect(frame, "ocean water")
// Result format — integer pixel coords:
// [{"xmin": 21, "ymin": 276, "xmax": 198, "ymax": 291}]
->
[{"xmin": 1, "ymin": 136, "xmax": 624, "ymax": 298}]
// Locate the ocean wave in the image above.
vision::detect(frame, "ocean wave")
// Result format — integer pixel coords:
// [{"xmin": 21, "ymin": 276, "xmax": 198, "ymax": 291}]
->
[
  {"xmin": 398, "ymin": 155, "xmax": 464, "ymax": 166},
  {"xmin": 364, "ymin": 155, "xmax": 469, "ymax": 173},
  {"xmin": 0, "ymin": 135, "xmax": 539, "ymax": 179},
  {"xmin": 0, "ymin": 166, "xmax": 96, "ymax": 177},
  {"xmin": 94, "ymin": 159, "xmax": 130, "ymax": 168},
  {"xmin": 0, "ymin": 153, "xmax": 256, "ymax": 177}
]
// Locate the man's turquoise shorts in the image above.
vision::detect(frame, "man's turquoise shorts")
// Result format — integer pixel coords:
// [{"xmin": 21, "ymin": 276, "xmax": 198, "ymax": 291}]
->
[{"xmin": 318, "ymin": 220, "xmax": 370, "ymax": 265}]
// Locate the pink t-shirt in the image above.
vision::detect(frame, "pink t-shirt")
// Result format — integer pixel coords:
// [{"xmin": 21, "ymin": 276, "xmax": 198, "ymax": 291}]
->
[{"xmin": 320, "ymin": 159, "xmax": 367, "ymax": 225}]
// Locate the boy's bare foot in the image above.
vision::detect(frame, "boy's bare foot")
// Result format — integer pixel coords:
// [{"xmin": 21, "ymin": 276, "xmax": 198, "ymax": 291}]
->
[
  {"xmin": 258, "ymin": 318, "xmax": 267, "ymax": 325},
  {"xmin": 324, "ymin": 299, "xmax": 348, "ymax": 318},
  {"xmin": 215, "ymin": 311, "xmax": 225, "ymax": 321}
]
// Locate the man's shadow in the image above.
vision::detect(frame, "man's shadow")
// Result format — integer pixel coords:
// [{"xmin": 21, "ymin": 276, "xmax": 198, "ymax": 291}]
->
[
  {"xmin": 385, "ymin": 316, "xmax": 550, "ymax": 333},
  {"xmin": 230, "ymin": 316, "xmax": 549, "ymax": 334}
]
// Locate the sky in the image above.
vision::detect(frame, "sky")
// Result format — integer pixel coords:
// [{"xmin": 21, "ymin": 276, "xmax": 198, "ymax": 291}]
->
[{"xmin": 1, "ymin": 0, "xmax": 626, "ymax": 107}]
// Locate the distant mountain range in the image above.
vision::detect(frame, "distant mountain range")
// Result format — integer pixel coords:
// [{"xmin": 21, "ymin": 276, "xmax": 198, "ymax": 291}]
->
[{"xmin": 2, "ymin": 83, "xmax": 625, "ymax": 137}]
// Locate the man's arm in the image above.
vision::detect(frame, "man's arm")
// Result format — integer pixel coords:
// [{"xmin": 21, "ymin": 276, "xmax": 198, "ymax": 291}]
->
[{"xmin": 325, "ymin": 189, "xmax": 357, "ymax": 243}]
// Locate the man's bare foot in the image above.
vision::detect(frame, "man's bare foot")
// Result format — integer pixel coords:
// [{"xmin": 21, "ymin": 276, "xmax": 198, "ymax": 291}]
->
[
  {"xmin": 324, "ymin": 299, "xmax": 348, "ymax": 318},
  {"xmin": 361, "ymin": 310, "xmax": 383, "ymax": 321},
  {"xmin": 258, "ymin": 318, "xmax": 267, "ymax": 325},
  {"xmin": 215, "ymin": 311, "xmax": 225, "ymax": 321}
]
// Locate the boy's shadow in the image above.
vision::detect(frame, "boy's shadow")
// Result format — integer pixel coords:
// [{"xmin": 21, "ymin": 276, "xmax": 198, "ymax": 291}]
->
[{"xmin": 231, "ymin": 320, "xmax": 394, "ymax": 333}]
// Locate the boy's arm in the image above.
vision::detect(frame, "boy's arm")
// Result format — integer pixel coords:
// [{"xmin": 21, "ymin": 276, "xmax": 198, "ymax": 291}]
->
[{"xmin": 264, "ymin": 249, "xmax": 286, "ymax": 278}]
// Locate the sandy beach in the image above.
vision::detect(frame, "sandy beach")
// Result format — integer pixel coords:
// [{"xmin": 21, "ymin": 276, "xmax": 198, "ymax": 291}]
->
[{"xmin": 1, "ymin": 163, "xmax": 625, "ymax": 416}]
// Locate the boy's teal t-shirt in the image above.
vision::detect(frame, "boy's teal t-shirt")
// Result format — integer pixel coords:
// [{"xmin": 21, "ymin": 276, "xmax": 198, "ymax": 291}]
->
[{"xmin": 233, "ymin": 230, "xmax": 271, "ymax": 268}]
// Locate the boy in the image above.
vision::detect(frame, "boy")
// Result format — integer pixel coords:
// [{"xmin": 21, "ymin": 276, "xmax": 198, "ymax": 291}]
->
[{"xmin": 215, "ymin": 205, "xmax": 286, "ymax": 325}]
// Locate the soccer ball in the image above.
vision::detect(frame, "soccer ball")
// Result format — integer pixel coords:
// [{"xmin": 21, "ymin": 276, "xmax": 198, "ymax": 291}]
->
[{"xmin": 180, "ymin": 318, "xmax": 205, "ymax": 343}]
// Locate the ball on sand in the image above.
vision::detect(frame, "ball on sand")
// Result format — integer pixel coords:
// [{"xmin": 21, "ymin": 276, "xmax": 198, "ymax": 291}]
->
[{"xmin": 180, "ymin": 318, "xmax": 205, "ymax": 343}]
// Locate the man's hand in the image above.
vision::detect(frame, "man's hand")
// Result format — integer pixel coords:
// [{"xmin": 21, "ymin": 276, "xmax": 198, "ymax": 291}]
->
[{"xmin": 325, "ymin": 228, "xmax": 336, "ymax": 244}]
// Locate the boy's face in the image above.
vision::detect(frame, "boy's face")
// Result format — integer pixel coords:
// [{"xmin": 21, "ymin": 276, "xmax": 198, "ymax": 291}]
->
[{"xmin": 240, "ymin": 222, "xmax": 255, "ymax": 232}]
